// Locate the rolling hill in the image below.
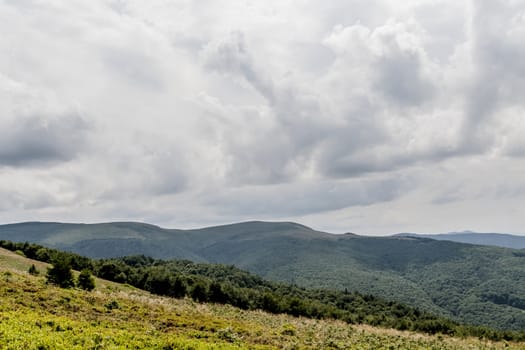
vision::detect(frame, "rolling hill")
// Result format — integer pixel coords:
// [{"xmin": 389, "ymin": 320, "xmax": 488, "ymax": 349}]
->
[
  {"xmin": 1, "ymin": 221, "xmax": 525, "ymax": 330},
  {"xmin": 2, "ymin": 247, "xmax": 521, "ymax": 349}
]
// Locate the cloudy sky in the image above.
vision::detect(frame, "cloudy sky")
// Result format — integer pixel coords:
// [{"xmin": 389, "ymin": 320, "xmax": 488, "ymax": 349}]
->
[{"xmin": 1, "ymin": 0, "xmax": 524, "ymax": 235}]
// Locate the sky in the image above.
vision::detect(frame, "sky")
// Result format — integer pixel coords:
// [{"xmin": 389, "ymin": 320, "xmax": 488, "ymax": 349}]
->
[{"xmin": 1, "ymin": 0, "xmax": 525, "ymax": 235}]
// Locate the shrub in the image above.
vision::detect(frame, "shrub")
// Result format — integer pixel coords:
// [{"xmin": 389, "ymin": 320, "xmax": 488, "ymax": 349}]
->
[
  {"xmin": 28, "ymin": 264, "xmax": 39, "ymax": 276},
  {"xmin": 105, "ymin": 300, "xmax": 120, "ymax": 310},
  {"xmin": 46, "ymin": 257, "xmax": 75, "ymax": 288},
  {"xmin": 77, "ymin": 269, "xmax": 96, "ymax": 291}
]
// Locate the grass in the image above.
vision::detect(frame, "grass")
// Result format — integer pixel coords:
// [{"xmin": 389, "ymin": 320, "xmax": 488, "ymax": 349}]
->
[{"xmin": 0, "ymin": 247, "xmax": 522, "ymax": 349}]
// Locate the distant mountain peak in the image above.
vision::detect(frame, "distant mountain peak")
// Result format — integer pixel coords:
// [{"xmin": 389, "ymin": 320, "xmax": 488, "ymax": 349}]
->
[
  {"xmin": 394, "ymin": 231, "xmax": 525, "ymax": 249},
  {"xmin": 343, "ymin": 232, "xmax": 358, "ymax": 236},
  {"xmin": 193, "ymin": 220, "xmax": 318, "ymax": 233}
]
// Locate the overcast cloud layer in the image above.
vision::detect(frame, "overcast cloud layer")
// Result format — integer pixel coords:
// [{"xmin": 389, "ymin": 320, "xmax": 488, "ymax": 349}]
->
[{"xmin": 1, "ymin": 0, "xmax": 524, "ymax": 235}]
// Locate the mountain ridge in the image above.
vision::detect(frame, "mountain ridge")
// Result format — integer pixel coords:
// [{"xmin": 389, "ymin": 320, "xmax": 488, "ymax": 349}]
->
[{"xmin": 396, "ymin": 232, "xmax": 525, "ymax": 249}]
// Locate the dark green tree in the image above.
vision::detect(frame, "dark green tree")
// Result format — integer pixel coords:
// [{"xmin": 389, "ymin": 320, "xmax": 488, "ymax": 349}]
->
[
  {"xmin": 208, "ymin": 281, "xmax": 227, "ymax": 303},
  {"xmin": 35, "ymin": 248, "xmax": 51, "ymax": 262},
  {"xmin": 261, "ymin": 292, "xmax": 280, "ymax": 313},
  {"xmin": 169, "ymin": 276, "xmax": 187, "ymax": 298},
  {"xmin": 145, "ymin": 272, "xmax": 171, "ymax": 295},
  {"xmin": 77, "ymin": 269, "xmax": 96, "ymax": 291},
  {"xmin": 97, "ymin": 261, "xmax": 125, "ymax": 281},
  {"xmin": 46, "ymin": 256, "xmax": 75, "ymax": 288},
  {"xmin": 190, "ymin": 281, "xmax": 208, "ymax": 302}
]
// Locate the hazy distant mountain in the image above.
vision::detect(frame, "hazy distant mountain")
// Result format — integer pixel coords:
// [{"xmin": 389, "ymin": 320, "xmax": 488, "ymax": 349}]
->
[
  {"xmin": 1, "ymin": 221, "xmax": 525, "ymax": 330},
  {"xmin": 396, "ymin": 232, "xmax": 525, "ymax": 249}
]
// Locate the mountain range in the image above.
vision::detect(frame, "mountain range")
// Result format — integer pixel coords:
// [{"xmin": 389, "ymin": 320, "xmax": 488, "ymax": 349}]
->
[
  {"xmin": 396, "ymin": 232, "xmax": 525, "ymax": 249},
  {"xmin": 1, "ymin": 220, "xmax": 524, "ymax": 330}
]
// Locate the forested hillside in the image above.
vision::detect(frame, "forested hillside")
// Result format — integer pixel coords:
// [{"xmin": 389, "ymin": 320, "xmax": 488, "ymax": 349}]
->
[
  {"xmin": 1, "ymin": 246, "xmax": 522, "ymax": 350},
  {"xmin": 1, "ymin": 241, "xmax": 524, "ymax": 343},
  {"xmin": 1, "ymin": 221, "xmax": 524, "ymax": 330}
]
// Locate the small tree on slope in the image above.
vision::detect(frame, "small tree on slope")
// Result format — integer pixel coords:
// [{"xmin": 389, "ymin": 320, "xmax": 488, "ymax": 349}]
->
[
  {"xmin": 77, "ymin": 269, "xmax": 96, "ymax": 291},
  {"xmin": 46, "ymin": 256, "xmax": 75, "ymax": 288}
]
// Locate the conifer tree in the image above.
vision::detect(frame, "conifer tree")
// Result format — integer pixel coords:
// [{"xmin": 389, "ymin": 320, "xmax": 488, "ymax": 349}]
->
[
  {"xmin": 77, "ymin": 269, "xmax": 96, "ymax": 291},
  {"xmin": 46, "ymin": 256, "xmax": 75, "ymax": 288}
]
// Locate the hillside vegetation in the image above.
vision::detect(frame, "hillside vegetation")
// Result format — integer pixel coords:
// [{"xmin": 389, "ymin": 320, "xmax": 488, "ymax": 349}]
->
[
  {"xmin": 1, "ymin": 221, "xmax": 525, "ymax": 330},
  {"xmin": 2, "ymin": 240, "xmax": 524, "ymax": 342},
  {"xmin": 1, "ymin": 247, "xmax": 523, "ymax": 350}
]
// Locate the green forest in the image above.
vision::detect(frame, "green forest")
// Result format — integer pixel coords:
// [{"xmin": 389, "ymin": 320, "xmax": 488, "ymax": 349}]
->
[{"xmin": 1, "ymin": 239, "xmax": 523, "ymax": 343}]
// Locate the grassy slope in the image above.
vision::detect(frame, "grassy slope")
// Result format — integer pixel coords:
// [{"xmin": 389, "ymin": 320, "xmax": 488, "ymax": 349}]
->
[
  {"xmin": 0, "ymin": 247, "xmax": 521, "ymax": 350},
  {"xmin": 2, "ymin": 221, "xmax": 525, "ymax": 330}
]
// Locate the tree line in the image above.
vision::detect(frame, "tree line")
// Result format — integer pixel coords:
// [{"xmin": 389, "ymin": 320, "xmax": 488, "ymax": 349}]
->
[{"xmin": 1, "ymin": 239, "xmax": 523, "ymax": 342}]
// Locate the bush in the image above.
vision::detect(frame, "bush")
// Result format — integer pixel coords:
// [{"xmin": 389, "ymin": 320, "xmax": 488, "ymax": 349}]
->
[
  {"xmin": 14, "ymin": 250, "xmax": 26, "ymax": 257},
  {"xmin": 46, "ymin": 257, "xmax": 75, "ymax": 288},
  {"xmin": 28, "ymin": 264, "xmax": 39, "ymax": 276},
  {"xmin": 77, "ymin": 269, "xmax": 96, "ymax": 291},
  {"xmin": 105, "ymin": 300, "xmax": 120, "ymax": 310}
]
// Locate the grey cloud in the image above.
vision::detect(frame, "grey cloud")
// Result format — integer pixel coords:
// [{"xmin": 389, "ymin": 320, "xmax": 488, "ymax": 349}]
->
[
  {"xmin": 2, "ymin": 0, "xmax": 525, "ymax": 234},
  {"xmin": 203, "ymin": 14, "xmax": 477, "ymax": 188},
  {"xmin": 206, "ymin": 176, "xmax": 406, "ymax": 218},
  {"xmin": 203, "ymin": 32, "xmax": 275, "ymax": 102},
  {"xmin": 370, "ymin": 21, "xmax": 436, "ymax": 107},
  {"xmin": 320, "ymin": 147, "xmax": 413, "ymax": 179},
  {"xmin": 98, "ymin": 146, "xmax": 188, "ymax": 201},
  {"xmin": 322, "ymin": 152, "xmax": 404, "ymax": 179},
  {"xmin": 316, "ymin": 4, "xmax": 525, "ymax": 179},
  {"xmin": 315, "ymin": 21, "xmax": 452, "ymax": 179},
  {"xmin": 375, "ymin": 51, "xmax": 434, "ymax": 106},
  {"xmin": 0, "ymin": 178, "xmax": 62, "ymax": 211},
  {"xmin": 0, "ymin": 189, "xmax": 23, "ymax": 211},
  {"xmin": 315, "ymin": 122, "xmax": 389, "ymax": 178},
  {"xmin": 0, "ymin": 114, "xmax": 90, "ymax": 167},
  {"xmin": 145, "ymin": 153, "xmax": 188, "ymax": 196},
  {"xmin": 202, "ymin": 32, "xmax": 329, "ymax": 184},
  {"xmin": 507, "ymin": 144, "xmax": 525, "ymax": 158},
  {"xmin": 460, "ymin": 0, "xmax": 525, "ymax": 152},
  {"xmin": 107, "ymin": 0, "xmax": 128, "ymax": 15},
  {"xmin": 201, "ymin": 30, "xmax": 441, "ymax": 186},
  {"xmin": 102, "ymin": 47, "xmax": 165, "ymax": 91},
  {"xmin": 310, "ymin": 0, "xmax": 389, "ymax": 30},
  {"xmin": 323, "ymin": 20, "xmax": 436, "ymax": 107},
  {"xmin": 413, "ymin": 2, "xmax": 468, "ymax": 62},
  {"xmin": 431, "ymin": 183, "xmax": 468, "ymax": 205},
  {"xmin": 318, "ymin": 131, "xmax": 461, "ymax": 179},
  {"xmin": 202, "ymin": 29, "xmax": 435, "ymax": 184}
]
